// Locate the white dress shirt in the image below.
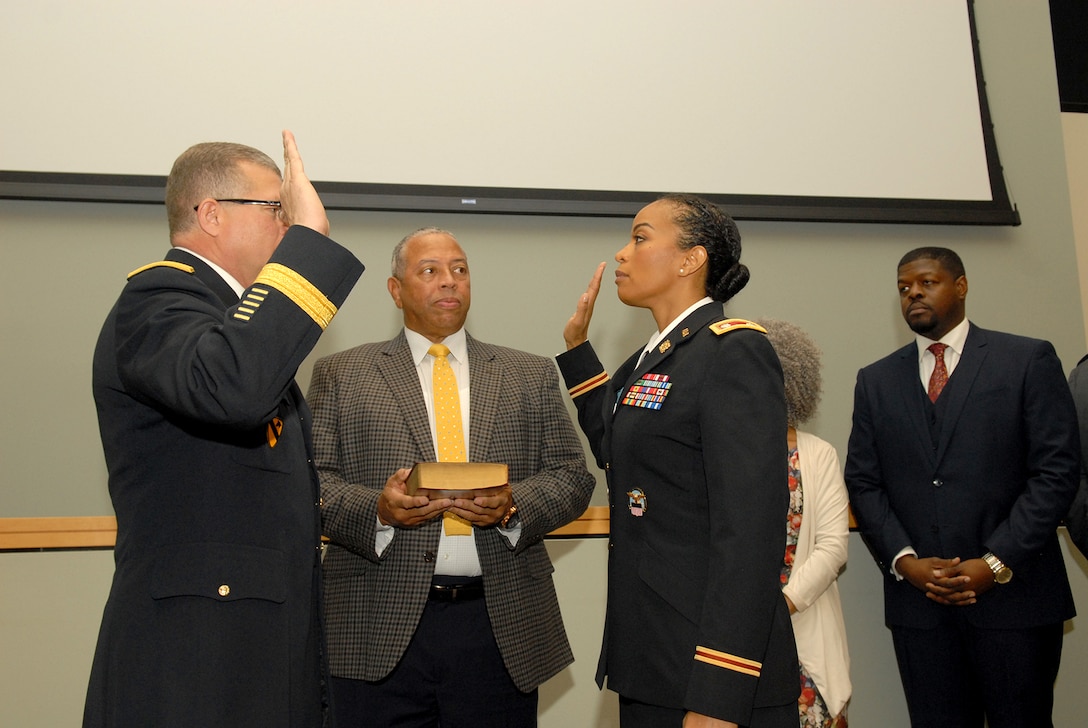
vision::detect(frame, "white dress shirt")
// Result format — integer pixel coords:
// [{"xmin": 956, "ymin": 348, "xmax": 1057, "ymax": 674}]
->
[
  {"xmin": 173, "ymin": 246, "xmax": 245, "ymax": 298},
  {"xmin": 376, "ymin": 327, "xmax": 520, "ymax": 576}
]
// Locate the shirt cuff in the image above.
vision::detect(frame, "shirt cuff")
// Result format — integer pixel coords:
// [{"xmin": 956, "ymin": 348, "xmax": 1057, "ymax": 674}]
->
[
  {"xmin": 498, "ymin": 521, "xmax": 522, "ymax": 548},
  {"xmin": 375, "ymin": 516, "xmax": 394, "ymax": 556},
  {"xmin": 891, "ymin": 546, "xmax": 918, "ymax": 580}
]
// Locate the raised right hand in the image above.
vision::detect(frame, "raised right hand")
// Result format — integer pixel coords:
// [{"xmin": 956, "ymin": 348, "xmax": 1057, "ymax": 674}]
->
[
  {"xmin": 563, "ymin": 261, "xmax": 606, "ymax": 350},
  {"xmin": 279, "ymin": 129, "xmax": 330, "ymax": 236}
]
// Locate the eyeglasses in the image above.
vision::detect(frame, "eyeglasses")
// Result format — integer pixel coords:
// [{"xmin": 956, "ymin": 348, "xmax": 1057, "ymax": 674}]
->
[{"xmin": 193, "ymin": 198, "xmax": 282, "ymax": 211}]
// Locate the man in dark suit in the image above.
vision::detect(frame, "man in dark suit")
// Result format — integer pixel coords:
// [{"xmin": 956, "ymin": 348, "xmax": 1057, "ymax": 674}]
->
[
  {"xmin": 84, "ymin": 133, "xmax": 364, "ymax": 727},
  {"xmin": 845, "ymin": 246, "xmax": 1078, "ymax": 728},
  {"xmin": 309, "ymin": 227, "xmax": 596, "ymax": 728}
]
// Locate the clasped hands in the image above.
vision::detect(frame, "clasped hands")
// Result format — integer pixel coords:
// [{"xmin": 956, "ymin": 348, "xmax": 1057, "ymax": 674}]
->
[
  {"xmin": 896, "ymin": 554, "xmax": 996, "ymax": 606},
  {"xmin": 377, "ymin": 467, "xmax": 513, "ymax": 528}
]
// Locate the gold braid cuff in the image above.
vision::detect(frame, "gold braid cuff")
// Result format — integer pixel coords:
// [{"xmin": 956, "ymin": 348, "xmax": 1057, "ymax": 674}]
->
[{"xmin": 252, "ymin": 263, "xmax": 337, "ymax": 329}]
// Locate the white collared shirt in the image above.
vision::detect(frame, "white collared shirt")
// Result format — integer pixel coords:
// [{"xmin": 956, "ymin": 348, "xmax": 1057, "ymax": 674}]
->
[
  {"xmin": 637, "ymin": 297, "xmax": 715, "ymax": 368},
  {"xmin": 173, "ymin": 246, "xmax": 245, "ymax": 298},
  {"xmin": 915, "ymin": 318, "xmax": 970, "ymax": 390}
]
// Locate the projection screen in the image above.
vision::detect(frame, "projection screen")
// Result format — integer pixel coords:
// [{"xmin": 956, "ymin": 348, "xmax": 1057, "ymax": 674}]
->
[{"xmin": 0, "ymin": 0, "xmax": 1017, "ymax": 224}]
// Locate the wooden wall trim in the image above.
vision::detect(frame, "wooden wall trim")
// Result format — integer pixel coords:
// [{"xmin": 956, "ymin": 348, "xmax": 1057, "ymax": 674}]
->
[
  {"xmin": 0, "ymin": 506, "xmax": 856, "ymax": 551},
  {"xmin": 0, "ymin": 507, "xmax": 612, "ymax": 551},
  {"xmin": 0, "ymin": 516, "xmax": 120, "ymax": 550}
]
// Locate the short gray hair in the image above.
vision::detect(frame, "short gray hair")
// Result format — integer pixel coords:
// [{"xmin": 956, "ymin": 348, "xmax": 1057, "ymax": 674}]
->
[
  {"xmin": 165, "ymin": 142, "xmax": 280, "ymax": 239},
  {"xmin": 753, "ymin": 318, "xmax": 822, "ymax": 427},
  {"xmin": 390, "ymin": 226, "xmax": 457, "ymax": 277}
]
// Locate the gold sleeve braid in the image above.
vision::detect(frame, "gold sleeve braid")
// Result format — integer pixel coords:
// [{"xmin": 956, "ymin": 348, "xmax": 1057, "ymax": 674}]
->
[{"xmin": 251, "ymin": 263, "xmax": 338, "ymax": 330}]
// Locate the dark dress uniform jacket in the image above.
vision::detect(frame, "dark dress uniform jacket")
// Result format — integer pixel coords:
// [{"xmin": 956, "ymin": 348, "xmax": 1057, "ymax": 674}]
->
[
  {"xmin": 845, "ymin": 324, "xmax": 1078, "ymax": 630},
  {"xmin": 85, "ymin": 228, "xmax": 363, "ymax": 728},
  {"xmin": 309, "ymin": 332, "xmax": 596, "ymax": 692},
  {"xmin": 556, "ymin": 302, "xmax": 799, "ymax": 725}
]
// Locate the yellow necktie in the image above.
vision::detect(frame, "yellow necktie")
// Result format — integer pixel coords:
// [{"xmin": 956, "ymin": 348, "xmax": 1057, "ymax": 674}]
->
[{"xmin": 429, "ymin": 344, "xmax": 472, "ymax": 535}]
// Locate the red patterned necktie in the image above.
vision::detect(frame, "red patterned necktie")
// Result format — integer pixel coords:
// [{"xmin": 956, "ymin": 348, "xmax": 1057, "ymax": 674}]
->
[{"xmin": 927, "ymin": 343, "xmax": 949, "ymax": 402}]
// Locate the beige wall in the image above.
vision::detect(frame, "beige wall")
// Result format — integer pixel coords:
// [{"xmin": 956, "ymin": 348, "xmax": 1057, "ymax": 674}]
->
[
  {"xmin": 3, "ymin": 1, "xmax": 1087, "ymax": 726},
  {"xmin": 1066, "ymin": 112, "xmax": 1088, "ymax": 344}
]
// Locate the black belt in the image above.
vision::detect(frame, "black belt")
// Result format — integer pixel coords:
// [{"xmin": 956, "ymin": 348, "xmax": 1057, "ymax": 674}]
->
[{"xmin": 428, "ymin": 577, "xmax": 485, "ymax": 603}]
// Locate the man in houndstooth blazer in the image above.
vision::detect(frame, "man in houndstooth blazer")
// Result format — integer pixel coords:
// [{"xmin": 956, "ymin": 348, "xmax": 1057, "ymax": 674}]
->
[{"xmin": 309, "ymin": 227, "xmax": 596, "ymax": 727}]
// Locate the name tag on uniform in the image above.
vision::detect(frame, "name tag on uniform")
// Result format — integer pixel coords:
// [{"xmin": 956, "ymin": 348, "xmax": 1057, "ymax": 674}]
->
[{"xmin": 620, "ymin": 373, "xmax": 672, "ymax": 410}]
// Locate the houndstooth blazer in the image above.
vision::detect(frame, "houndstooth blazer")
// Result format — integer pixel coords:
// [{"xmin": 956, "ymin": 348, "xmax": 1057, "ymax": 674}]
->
[{"xmin": 309, "ymin": 331, "xmax": 596, "ymax": 692}]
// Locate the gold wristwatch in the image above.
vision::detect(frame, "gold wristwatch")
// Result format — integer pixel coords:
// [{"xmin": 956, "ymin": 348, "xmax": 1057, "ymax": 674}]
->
[
  {"xmin": 982, "ymin": 552, "xmax": 1013, "ymax": 584},
  {"xmin": 500, "ymin": 503, "xmax": 519, "ymax": 529}
]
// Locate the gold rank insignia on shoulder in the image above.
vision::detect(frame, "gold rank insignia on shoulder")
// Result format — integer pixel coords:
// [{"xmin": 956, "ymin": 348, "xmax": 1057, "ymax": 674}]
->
[
  {"xmin": 658, "ymin": 339, "xmax": 671, "ymax": 354},
  {"xmin": 709, "ymin": 318, "xmax": 767, "ymax": 336},
  {"xmin": 126, "ymin": 261, "xmax": 195, "ymax": 279}
]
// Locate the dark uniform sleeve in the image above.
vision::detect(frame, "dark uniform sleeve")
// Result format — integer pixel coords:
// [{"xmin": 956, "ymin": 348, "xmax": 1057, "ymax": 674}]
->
[
  {"xmin": 116, "ymin": 226, "xmax": 363, "ymax": 428},
  {"xmin": 685, "ymin": 328, "xmax": 795, "ymax": 722},
  {"xmin": 555, "ymin": 340, "xmax": 614, "ymax": 468}
]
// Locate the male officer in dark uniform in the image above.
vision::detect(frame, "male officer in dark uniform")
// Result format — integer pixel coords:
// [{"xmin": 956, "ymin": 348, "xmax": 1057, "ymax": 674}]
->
[{"xmin": 84, "ymin": 132, "xmax": 364, "ymax": 728}]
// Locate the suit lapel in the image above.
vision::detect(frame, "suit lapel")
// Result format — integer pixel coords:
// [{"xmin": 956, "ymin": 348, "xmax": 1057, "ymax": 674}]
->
[
  {"xmin": 934, "ymin": 325, "xmax": 987, "ymax": 465},
  {"xmin": 466, "ymin": 334, "xmax": 498, "ymax": 462},
  {"xmin": 377, "ymin": 333, "xmax": 436, "ymax": 461}
]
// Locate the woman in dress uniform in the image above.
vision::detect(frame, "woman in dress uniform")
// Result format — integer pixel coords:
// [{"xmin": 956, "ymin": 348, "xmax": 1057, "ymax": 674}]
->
[{"xmin": 557, "ymin": 194, "xmax": 798, "ymax": 728}]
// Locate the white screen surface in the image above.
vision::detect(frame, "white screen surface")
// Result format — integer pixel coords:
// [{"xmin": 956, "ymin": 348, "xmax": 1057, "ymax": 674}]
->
[{"xmin": 1, "ymin": 1, "xmax": 1007, "ymax": 220}]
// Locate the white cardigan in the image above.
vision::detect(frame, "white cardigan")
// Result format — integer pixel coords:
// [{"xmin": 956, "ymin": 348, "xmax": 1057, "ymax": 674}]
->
[{"xmin": 782, "ymin": 430, "xmax": 853, "ymax": 718}]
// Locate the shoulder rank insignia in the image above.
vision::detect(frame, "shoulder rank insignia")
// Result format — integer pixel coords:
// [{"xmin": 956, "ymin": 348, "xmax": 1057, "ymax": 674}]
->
[
  {"xmin": 709, "ymin": 318, "xmax": 767, "ymax": 336},
  {"xmin": 126, "ymin": 261, "xmax": 196, "ymax": 279}
]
